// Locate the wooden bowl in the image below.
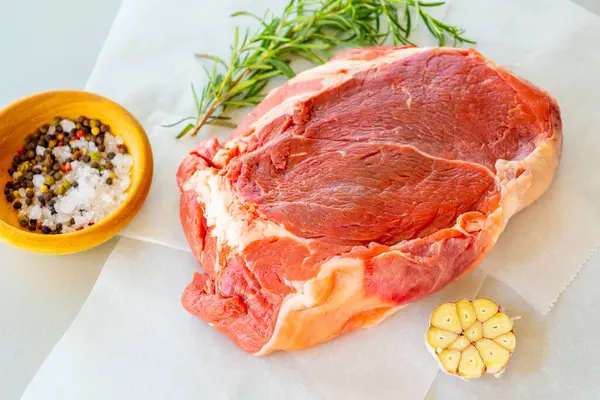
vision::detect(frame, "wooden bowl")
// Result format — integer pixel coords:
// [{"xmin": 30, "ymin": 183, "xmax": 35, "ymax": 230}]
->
[{"xmin": 0, "ymin": 90, "xmax": 153, "ymax": 254}]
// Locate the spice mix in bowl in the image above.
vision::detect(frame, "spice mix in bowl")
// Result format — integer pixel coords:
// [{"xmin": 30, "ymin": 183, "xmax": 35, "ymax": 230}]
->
[{"xmin": 0, "ymin": 90, "xmax": 153, "ymax": 254}]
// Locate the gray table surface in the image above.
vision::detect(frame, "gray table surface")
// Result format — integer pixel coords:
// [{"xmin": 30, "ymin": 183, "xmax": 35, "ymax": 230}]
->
[{"xmin": 1, "ymin": 0, "xmax": 599, "ymax": 399}]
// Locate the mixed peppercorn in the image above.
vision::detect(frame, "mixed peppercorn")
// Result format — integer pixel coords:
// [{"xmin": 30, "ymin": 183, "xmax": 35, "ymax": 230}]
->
[{"xmin": 3, "ymin": 116, "xmax": 130, "ymax": 234}]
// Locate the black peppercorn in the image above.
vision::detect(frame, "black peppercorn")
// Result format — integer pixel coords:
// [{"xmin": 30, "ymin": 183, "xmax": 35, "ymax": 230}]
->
[{"xmin": 13, "ymin": 201, "xmax": 22, "ymax": 210}]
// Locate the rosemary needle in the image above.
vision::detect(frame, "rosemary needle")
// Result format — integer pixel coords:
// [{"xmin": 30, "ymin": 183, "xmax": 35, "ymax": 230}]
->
[{"xmin": 175, "ymin": 0, "xmax": 474, "ymax": 138}]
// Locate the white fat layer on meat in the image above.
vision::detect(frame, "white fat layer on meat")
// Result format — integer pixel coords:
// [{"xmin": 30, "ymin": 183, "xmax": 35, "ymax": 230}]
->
[
  {"xmin": 257, "ymin": 257, "xmax": 401, "ymax": 355},
  {"xmin": 185, "ymin": 168, "xmax": 298, "ymax": 257}
]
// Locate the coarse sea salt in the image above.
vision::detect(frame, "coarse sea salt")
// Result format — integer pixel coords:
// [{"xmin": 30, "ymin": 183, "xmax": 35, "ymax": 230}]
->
[{"xmin": 18, "ymin": 130, "xmax": 134, "ymax": 232}]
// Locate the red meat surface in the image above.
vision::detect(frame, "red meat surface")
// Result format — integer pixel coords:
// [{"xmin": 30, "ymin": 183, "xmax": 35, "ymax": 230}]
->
[{"xmin": 177, "ymin": 47, "xmax": 562, "ymax": 354}]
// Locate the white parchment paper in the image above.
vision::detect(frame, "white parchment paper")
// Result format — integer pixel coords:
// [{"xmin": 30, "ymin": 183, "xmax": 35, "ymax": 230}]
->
[{"xmin": 21, "ymin": 0, "xmax": 600, "ymax": 398}]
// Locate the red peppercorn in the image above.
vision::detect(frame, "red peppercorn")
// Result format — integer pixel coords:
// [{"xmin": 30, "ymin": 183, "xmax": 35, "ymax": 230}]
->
[
  {"xmin": 17, "ymin": 147, "xmax": 25, "ymax": 155},
  {"xmin": 62, "ymin": 162, "xmax": 72, "ymax": 173},
  {"xmin": 76, "ymin": 130, "xmax": 85, "ymax": 139}
]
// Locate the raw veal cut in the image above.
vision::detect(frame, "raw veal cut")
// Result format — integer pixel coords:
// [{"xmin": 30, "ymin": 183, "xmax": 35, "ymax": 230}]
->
[{"xmin": 177, "ymin": 46, "xmax": 562, "ymax": 355}]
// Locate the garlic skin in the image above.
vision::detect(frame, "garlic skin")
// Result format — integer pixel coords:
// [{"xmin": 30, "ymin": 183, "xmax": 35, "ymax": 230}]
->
[{"xmin": 425, "ymin": 298, "xmax": 516, "ymax": 380}]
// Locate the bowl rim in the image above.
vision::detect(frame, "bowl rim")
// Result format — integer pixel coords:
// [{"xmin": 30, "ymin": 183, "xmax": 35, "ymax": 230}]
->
[{"xmin": 0, "ymin": 89, "xmax": 153, "ymax": 249}]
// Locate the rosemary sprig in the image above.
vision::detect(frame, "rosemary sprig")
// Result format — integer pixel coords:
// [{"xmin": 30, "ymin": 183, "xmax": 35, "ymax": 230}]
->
[{"xmin": 175, "ymin": 0, "xmax": 473, "ymax": 138}]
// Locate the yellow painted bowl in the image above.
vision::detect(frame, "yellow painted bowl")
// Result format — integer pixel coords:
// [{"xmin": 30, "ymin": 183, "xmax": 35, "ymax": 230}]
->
[{"xmin": 0, "ymin": 90, "xmax": 153, "ymax": 254}]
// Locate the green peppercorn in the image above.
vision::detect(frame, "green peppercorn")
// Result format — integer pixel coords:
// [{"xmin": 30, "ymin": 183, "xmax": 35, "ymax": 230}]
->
[
  {"xmin": 82, "ymin": 119, "xmax": 90, "ymax": 127},
  {"xmin": 50, "ymin": 117, "xmax": 61, "ymax": 127},
  {"xmin": 75, "ymin": 122, "xmax": 83, "ymax": 130},
  {"xmin": 85, "ymin": 134, "xmax": 94, "ymax": 141},
  {"xmin": 61, "ymin": 180, "xmax": 72, "ymax": 191},
  {"xmin": 91, "ymin": 127, "xmax": 100, "ymax": 136},
  {"xmin": 48, "ymin": 139, "xmax": 58, "ymax": 148},
  {"xmin": 54, "ymin": 171, "xmax": 63, "ymax": 181},
  {"xmin": 44, "ymin": 176, "xmax": 55, "ymax": 185},
  {"xmin": 89, "ymin": 120, "xmax": 99, "ymax": 128},
  {"xmin": 55, "ymin": 186, "xmax": 66, "ymax": 196},
  {"xmin": 53, "ymin": 163, "xmax": 60, "ymax": 171},
  {"xmin": 91, "ymin": 152, "xmax": 102, "ymax": 162},
  {"xmin": 40, "ymin": 124, "xmax": 49, "ymax": 134}
]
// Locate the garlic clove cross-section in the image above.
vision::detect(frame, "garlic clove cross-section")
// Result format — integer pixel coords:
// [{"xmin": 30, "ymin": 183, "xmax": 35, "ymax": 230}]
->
[
  {"xmin": 425, "ymin": 298, "xmax": 516, "ymax": 380},
  {"xmin": 430, "ymin": 302, "xmax": 463, "ymax": 334}
]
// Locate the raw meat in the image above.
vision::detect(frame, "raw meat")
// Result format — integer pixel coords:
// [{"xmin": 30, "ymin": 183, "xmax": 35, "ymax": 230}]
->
[{"xmin": 177, "ymin": 46, "xmax": 562, "ymax": 354}]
